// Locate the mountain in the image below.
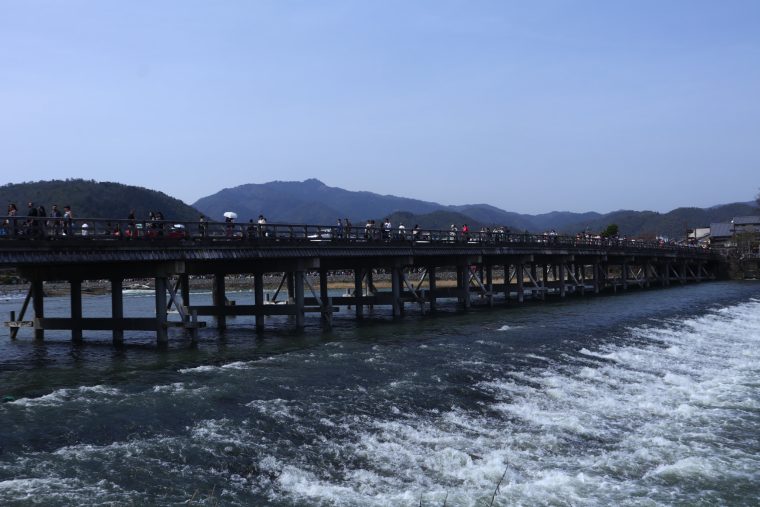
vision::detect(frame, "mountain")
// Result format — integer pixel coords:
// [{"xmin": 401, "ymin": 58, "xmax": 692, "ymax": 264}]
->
[
  {"xmin": 193, "ymin": 178, "xmax": 758, "ymax": 238},
  {"xmin": 559, "ymin": 203, "xmax": 758, "ymax": 238},
  {"xmin": 0, "ymin": 179, "xmax": 200, "ymax": 221},
  {"xmin": 193, "ymin": 178, "xmax": 444, "ymax": 223}
]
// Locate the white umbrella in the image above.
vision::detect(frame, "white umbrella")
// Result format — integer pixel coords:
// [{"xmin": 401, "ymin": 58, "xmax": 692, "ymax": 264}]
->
[{"xmin": 223, "ymin": 211, "xmax": 238, "ymax": 220}]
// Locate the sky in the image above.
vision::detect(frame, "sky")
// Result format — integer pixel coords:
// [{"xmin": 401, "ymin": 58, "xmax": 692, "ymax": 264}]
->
[{"xmin": 1, "ymin": 1, "xmax": 759, "ymax": 214}]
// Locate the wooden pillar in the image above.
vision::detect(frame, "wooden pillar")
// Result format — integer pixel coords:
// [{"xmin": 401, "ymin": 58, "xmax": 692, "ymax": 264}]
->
[
  {"xmin": 428, "ymin": 266, "xmax": 437, "ymax": 312},
  {"xmin": 32, "ymin": 279, "xmax": 44, "ymax": 340},
  {"xmin": 593, "ymin": 262, "xmax": 600, "ymax": 294},
  {"xmin": 180, "ymin": 273, "xmax": 190, "ymax": 308},
  {"xmin": 457, "ymin": 265, "xmax": 470, "ymax": 309},
  {"xmin": 503, "ymin": 264, "xmax": 511, "ymax": 302},
  {"xmin": 680, "ymin": 261, "xmax": 687, "ymax": 284},
  {"xmin": 517, "ymin": 263, "xmax": 524, "ymax": 303},
  {"xmin": 664, "ymin": 262, "xmax": 671, "ymax": 286},
  {"xmin": 354, "ymin": 268, "xmax": 364, "ymax": 319},
  {"xmin": 485, "ymin": 264, "xmax": 493, "ymax": 307},
  {"xmin": 294, "ymin": 271, "xmax": 305, "ymax": 329},
  {"xmin": 319, "ymin": 269, "xmax": 331, "ymax": 327},
  {"xmin": 367, "ymin": 270, "xmax": 375, "ymax": 311},
  {"xmin": 254, "ymin": 272, "xmax": 265, "ymax": 332},
  {"xmin": 155, "ymin": 276, "xmax": 168, "ymax": 345},
  {"xmin": 391, "ymin": 267, "xmax": 401, "ymax": 318},
  {"xmin": 559, "ymin": 262, "xmax": 566, "ymax": 298},
  {"xmin": 111, "ymin": 278, "xmax": 123, "ymax": 346},
  {"xmin": 622, "ymin": 262, "xmax": 628, "ymax": 290},
  {"xmin": 70, "ymin": 279, "xmax": 83, "ymax": 343},
  {"xmin": 286, "ymin": 272, "xmax": 295, "ymax": 303},
  {"xmin": 644, "ymin": 261, "xmax": 651, "ymax": 288},
  {"xmin": 213, "ymin": 273, "xmax": 226, "ymax": 330}
]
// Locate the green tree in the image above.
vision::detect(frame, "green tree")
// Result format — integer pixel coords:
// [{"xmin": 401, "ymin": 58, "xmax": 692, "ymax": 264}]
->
[{"xmin": 602, "ymin": 223, "xmax": 619, "ymax": 238}]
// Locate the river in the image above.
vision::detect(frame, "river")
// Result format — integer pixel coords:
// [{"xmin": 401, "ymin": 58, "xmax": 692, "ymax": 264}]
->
[{"xmin": 1, "ymin": 281, "xmax": 759, "ymax": 506}]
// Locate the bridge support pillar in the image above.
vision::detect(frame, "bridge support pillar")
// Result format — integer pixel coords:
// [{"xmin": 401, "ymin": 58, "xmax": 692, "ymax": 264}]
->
[
  {"xmin": 294, "ymin": 271, "xmax": 305, "ymax": 329},
  {"xmin": 111, "ymin": 278, "xmax": 123, "ymax": 346},
  {"xmin": 593, "ymin": 263, "xmax": 600, "ymax": 294},
  {"xmin": 644, "ymin": 261, "xmax": 651, "ymax": 288},
  {"xmin": 155, "ymin": 276, "xmax": 168, "ymax": 345},
  {"xmin": 354, "ymin": 268, "xmax": 364, "ymax": 319},
  {"xmin": 391, "ymin": 267, "xmax": 402, "ymax": 318},
  {"xmin": 428, "ymin": 267, "xmax": 437, "ymax": 312},
  {"xmin": 664, "ymin": 262, "xmax": 671, "ymax": 286},
  {"xmin": 180, "ymin": 273, "xmax": 190, "ymax": 308},
  {"xmin": 541, "ymin": 264, "xmax": 548, "ymax": 300},
  {"xmin": 320, "ymin": 269, "xmax": 332, "ymax": 328},
  {"xmin": 622, "ymin": 262, "xmax": 628, "ymax": 291},
  {"xmin": 559, "ymin": 262, "xmax": 566, "ymax": 298},
  {"xmin": 486, "ymin": 265, "xmax": 494, "ymax": 307},
  {"xmin": 70, "ymin": 279, "xmax": 83, "ymax": 343},
  {"xmin": 457, "ymin": 264, "xmax": 471, "ymax": 309},
  {"xmin": 517, "ymin": 263, "xmax": 524, "ymax": 303},
  {"xmin": 286, "ymin": 273, "xmax": 295, "ymax": 303},
  {"xmin": 503, "ymin": 265, "xmax": 510, "ymax": 302},
  {"xmin": 213, "ymin": 274, "xmax": 226, "ymax": 330},
  {"xmin": 255, "ymin": 272, "xmax": 265, "ymax": 332},
  {"xmin": 32, "ymin": 279, "xmax": 44, "ymax": 341}
]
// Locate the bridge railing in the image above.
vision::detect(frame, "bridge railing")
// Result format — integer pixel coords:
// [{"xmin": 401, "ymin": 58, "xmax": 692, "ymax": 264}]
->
[{"xmin": 0, "ymin": 215, "xmax": 711, "ymax": 255}]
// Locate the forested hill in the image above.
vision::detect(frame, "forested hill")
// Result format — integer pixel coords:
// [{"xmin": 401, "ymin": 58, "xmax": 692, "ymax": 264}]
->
[
  {"xmin": 193, "ymin": 178, "xmax": 757, "ymax": 238},
  {"xmin": 0, "ymin": 179, "xmax": 200, "ymax": 221}
]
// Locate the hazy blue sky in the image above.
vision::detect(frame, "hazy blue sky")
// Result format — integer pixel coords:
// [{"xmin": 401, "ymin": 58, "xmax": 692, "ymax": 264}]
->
[{"xmin": 1, "ymin": 1, "xmax": 758, "ymax": 213}]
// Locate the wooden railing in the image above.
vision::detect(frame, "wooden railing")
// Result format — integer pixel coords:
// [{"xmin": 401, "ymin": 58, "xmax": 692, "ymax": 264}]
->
[{"xmin": 0, "ymin": 215, "xmax": 713, "ymax": 255}]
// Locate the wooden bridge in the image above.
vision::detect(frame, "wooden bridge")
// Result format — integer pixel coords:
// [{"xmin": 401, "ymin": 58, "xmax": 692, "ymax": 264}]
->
[{"xmin": 0, "ymin": 216, "xmax": 723, "ymax": 345}]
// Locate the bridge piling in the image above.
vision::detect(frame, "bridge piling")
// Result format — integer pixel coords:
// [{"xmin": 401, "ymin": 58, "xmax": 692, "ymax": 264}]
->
[
  {"xmin": 71, "ymin": 280, "xmax": 83, "ymax": 343},
  {"xmin": 111, "ymin": 278, "xmax": 124, "ymax": 346}
]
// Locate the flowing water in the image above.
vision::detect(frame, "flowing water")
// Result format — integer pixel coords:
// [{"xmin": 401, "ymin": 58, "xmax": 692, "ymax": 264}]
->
[{"xmin": 1, "ymin": 281, "xmax": 759, "ymax": 506}]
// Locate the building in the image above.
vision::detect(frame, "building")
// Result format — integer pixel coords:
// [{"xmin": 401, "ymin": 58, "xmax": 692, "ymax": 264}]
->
[{"xmin": 709, "ymin": 222, "xmax": 733, "ymax": 248}]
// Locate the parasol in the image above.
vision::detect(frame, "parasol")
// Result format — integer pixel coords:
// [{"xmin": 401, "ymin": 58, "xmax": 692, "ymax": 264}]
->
[{"xmin": 223, "ymin": 212, "xmax": 238, "ymax": 220}]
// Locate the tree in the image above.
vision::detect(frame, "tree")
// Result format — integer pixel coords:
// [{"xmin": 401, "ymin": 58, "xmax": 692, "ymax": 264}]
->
[{"xmin": 601, "ymin": 223, "xmax": 619, "ymax": 238}]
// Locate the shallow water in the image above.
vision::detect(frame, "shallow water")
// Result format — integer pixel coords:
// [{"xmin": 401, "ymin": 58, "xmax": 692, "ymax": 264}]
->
[{"xmin": 1, "ymin": 282, "xmax": 759, "ymax": 506}]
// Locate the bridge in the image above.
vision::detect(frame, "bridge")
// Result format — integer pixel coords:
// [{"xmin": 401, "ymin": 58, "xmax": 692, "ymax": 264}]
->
[{"xmin": 0, "ymin": 216, "xmax": 723, "ymax": 345}]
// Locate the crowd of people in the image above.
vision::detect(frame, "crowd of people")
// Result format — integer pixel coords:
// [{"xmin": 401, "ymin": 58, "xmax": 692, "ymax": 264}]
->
[
  {"xmin": 1, "ymin": 206, "xmax": 694, "ymax": 249},
  {"xmin": 1, "ymin": 201, "xmax": 74, "ymax": 237}
]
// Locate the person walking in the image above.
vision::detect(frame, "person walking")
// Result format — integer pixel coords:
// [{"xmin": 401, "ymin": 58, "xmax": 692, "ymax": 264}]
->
[
  {"xmin": 50, "ymin": 204, "xmax": 63, "ymax": 237},
  {"xmin": 63, "ymin": 205, "xmax": 74, "ymax": 236}
]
